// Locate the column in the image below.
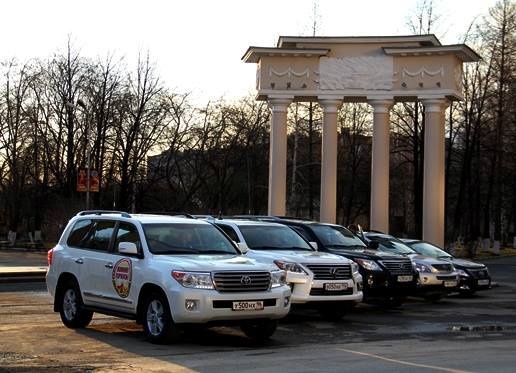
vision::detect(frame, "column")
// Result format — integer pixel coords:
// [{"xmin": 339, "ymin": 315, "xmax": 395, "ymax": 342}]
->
[
  {"xmin": 422, "ymin": 99, "xmax": 448, "ymax": 247},
  {"xmin": 268, "ymin": 98, "xmax": 292, "ymax": 216},
  {"xmin": 369, "ymin": 99, "xmax": 393, "ymax": 233},
  {"xmin": 319, "ymin": 99, "xmax": 342, "ymax": 223}
]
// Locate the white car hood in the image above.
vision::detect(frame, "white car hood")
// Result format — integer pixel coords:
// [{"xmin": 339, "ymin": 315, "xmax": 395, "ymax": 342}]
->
[
  {"xmin": 246, "ymin": 249, "xmax": 351, "ymax": 265},
  {"xmin": 155, "ymin": 254, "xmax": 276, "ymax": 272}
]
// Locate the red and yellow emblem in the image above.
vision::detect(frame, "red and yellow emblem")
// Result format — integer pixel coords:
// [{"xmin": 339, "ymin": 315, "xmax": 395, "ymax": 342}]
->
[{"xmin": 112, "ymin": 258, "xmax": 132, "ymax": 298}]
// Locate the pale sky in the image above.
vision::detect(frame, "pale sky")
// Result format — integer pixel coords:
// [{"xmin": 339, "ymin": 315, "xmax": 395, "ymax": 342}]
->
[{"xmin": 1, "ymin": 0, "xmax": 498, "ymax": 104}]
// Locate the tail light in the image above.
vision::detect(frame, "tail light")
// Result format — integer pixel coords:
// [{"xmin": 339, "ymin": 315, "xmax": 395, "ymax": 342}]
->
[{"xmin": 47, "ymin": 248, "xmax": 54, "ymax": 266}]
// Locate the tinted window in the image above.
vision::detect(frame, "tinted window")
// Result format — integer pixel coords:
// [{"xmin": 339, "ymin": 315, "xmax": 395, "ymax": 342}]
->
[
  {"xmin": 67, "ymin": 219, "xmax": 94, "ymax": 247},
  {"xmin": 290, "ymin": 226, "xmax": 312, "ymax": 242},
  {"xmin": 216, "ymin": 224, "xmax": 240, "ymax": 242},
  {"xmin": 239, "ymin": 225, "xmax": 312, "ymax": 251},
  {"xmin": 143, "ymin": 223, "xmax": 238, "ymax": 255},
  {"xmin": 115, "ymin": 222, "xmax": 142, "ymax": 255},
  {"xmin": 81, "ymin": 221, "xmax": 116, "ymax": 251},
  {"xmin": 368, "ymin": 235, "xmax": 414, "ymax": 255},
  {"xmin": 410, "ymin": 242, "xmax": 451, "ymax": 259},
  {"xmin": 310, "ymin": 224, "xmax": 366, "ymax": 249}
]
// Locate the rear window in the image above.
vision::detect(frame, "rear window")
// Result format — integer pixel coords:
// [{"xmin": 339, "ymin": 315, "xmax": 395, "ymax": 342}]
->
[{"xmin": 142, "ymin": 223, "xmax": 238, "ymax": 255}]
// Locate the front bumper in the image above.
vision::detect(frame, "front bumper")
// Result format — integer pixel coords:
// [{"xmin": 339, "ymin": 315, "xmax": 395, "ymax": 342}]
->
[
  {"xmin": 286, "ymin": 272, "xmax": 363, "ymax": 304},
  {"xmin": 417, "ymin": 272, "xmax": 459, "ymax": 292},
  {"xmin": 167, "ymin": 285, "xmax": 291, "ymax": 324},
  {"xmin": 361, "ymin": 270, "xmax": 418, "ymax": 299}
]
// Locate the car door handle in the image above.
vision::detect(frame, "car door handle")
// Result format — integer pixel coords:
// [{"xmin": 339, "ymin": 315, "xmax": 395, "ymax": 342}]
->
[
  {"xmin": 75, "ymin": 258, "xmax": 84, "ymax": 264},
  {"xmin": 105, "ymin": 263, "xmax": 113, "ymax": 269}
]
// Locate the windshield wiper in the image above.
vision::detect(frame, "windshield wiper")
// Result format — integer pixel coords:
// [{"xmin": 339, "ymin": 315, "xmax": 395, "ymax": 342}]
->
[{"xmin": 196, "ymin": 250, "xmax": 235, "ymax": 255}]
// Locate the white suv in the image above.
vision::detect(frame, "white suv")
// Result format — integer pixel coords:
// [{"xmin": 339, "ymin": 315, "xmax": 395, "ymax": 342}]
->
[
  {"xmin": 46, "ymin": 211, "xmax": 291, "ymax": 343},
  {"xmin": 212, "ymin": 219, "xmax": 363, "ymax": 319}
]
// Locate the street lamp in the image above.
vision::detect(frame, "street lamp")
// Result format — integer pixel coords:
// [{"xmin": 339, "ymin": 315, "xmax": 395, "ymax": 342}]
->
[{"xmin": 77, "ymin": 99, "xmax": 91, "ymax": 210}]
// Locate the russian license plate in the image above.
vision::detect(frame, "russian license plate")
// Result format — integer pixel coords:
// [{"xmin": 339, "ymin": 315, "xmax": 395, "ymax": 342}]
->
[
  {"xmin": 478, "ymin": 279, "xmax": 490, "ymax": 286},
  {"xmin": 324, "ymin": 283, "xmax": 348, "ymax": 291},
  {"xmin": 397, "ymin": 275, "xmax": 413, "ymax": 282},
  {"xmin": 444, "ymin": 280, "xmax": 457, "ymax": 287},
  {"xmin": 232, "ymin": 301, "xmax": 264, "ymax": 311}
]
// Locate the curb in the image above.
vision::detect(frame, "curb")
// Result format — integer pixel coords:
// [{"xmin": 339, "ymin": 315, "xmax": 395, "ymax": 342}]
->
[{"xmin": 0, "ymin": 267, "xmax": 47, "ymax": 284}]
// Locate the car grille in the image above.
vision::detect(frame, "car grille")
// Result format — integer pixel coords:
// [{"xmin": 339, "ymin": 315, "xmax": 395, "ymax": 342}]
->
[
  {"xmin": 432, "ymin": 264, "xmax": 454, "ymax": 272},
  {"xmin": 303, "ymin": 264, "xmax": 352, "ymax": 280},
  {"xmin": 468, "ymin": 268, "xmax": 489, "ymax": 279},
  {"xmin": 212, "ymin": 271, "xmax": 271, "ymax": 293},
  {"xmin": 380, "ymin": 259, "xmax": 413, "ymax": 275},
  {"xmin": 310, "ymin": 288, "xmax": 354, "ymax": 296}
]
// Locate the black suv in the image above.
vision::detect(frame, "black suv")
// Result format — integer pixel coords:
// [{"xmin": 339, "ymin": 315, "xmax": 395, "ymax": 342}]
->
[{"xmin": 242, "ymin": 217, "xmax": 418, "ymax": 307}]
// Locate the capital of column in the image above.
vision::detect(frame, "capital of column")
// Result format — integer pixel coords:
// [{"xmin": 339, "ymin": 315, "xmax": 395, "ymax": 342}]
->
[
  {"xmin": 268, "ymin": 98, "xmax": 293, "ymax": 113},
  {"xmin": 319, "ymin": 99, "xmax": 342, "ymax": 114},
  {"xmin": 422, "ymin": 98, "xmax": 450, "ymax": 113},
  {"xmin": 369, "ymin": 99, "xmax": 394, "ymax": 113}
]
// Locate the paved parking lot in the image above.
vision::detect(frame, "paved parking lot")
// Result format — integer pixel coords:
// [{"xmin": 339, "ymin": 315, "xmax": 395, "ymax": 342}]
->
[{"xmin": 1, "ymin": 256, "xmax": 515, "ymax": 372}]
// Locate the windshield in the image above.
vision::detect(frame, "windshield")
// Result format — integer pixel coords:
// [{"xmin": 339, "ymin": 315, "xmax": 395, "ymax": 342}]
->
[
  {"xmin": 409, "ymin": 242, "xmax": 452, "ymax": 259},
  {"xmin": 368, "ymin": 235, "xmax": 415, "ymax": 255},
  {"xmin": 311, "ymin": 224, "xmax": 366, "ymax": 249},
  {"xmin": 239, "ymin": 225, "xmax": 313, "ymax": 251},
  {"xmin": 143, "ymin": 223, "xmax": 238, "ymax": 255}
]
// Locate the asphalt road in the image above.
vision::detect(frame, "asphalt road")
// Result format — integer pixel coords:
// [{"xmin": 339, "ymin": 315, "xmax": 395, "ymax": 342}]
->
[{"xmin": 0, "ymin": 256, "xmax": 515, "ymax": 372}]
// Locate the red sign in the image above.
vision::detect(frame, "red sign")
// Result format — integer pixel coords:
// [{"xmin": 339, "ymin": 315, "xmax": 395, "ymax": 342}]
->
[{"xmin": 77, "ymin": 168, "xmax": 100, "ymax": 192}]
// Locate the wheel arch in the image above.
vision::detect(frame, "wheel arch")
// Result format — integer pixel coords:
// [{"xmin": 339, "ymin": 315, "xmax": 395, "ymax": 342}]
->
[
  {"xmin": 136, "ymin": 283, "xmax": 169, "ymax": 324},
  {"xmin": 54, "ymin": 272, "xmax": 80, "ymax": 312}
]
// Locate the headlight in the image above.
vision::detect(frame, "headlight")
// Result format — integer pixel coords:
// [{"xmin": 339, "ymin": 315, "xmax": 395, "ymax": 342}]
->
[
  {"xmin": 274, "ymin": 260, "xmax": 308, "ymax": 274},
  {"xmin": 457, "ymin": 269, "xmax": 469, "ymax": 277},
  {"xmin": 271, "ymin": 270, "xmax": 287, "ymax": 288},
  {"xmin": 172, "ymin": 271, "xmax": 214, "ymax": 289},
  {"xmin": 351, "ymin": 262, "xmax": 359, "ymax": 274},
  {"xmin": 413, "ymin": 262, "xmax": 433, "ymax": 273},
  {"xmin": 354, "ymin": 258, "xmax": 381, "ymax": 271}
]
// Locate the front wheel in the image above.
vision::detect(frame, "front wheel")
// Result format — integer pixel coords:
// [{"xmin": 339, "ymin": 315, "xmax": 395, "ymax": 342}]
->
[
  {"xmin": 143, "ymin": 292, "xmax": 182, "ymax": 344},
  {"xmin": 59, "ymin": 281, "xmax": 93, "ymax": 328},
  {"xmin": 241, "ymin": 320, "xmax": 277, "ymax": 341}
]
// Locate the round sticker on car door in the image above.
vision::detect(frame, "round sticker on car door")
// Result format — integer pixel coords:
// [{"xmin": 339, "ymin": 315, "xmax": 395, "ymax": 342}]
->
[{"xmin": 112, "ymin": 258, "xmax": 132, "ymax": 298}]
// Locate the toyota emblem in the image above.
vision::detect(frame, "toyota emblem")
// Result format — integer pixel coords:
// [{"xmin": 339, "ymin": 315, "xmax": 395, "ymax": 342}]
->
[{"xmin": 240, "ymin": 275, "xmax": 252, "ymax": 285}]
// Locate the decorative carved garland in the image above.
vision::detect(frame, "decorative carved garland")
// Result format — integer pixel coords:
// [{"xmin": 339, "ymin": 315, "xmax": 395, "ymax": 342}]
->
[
  {"xmin": 402, "ymin": 67, "xmax": 444, "ymax": 78},
  {"xmin": 269, "ymin": 67, "xmax": 310, "ymax": 78}
]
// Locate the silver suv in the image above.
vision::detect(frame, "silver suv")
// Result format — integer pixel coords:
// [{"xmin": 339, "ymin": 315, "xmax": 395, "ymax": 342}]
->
[{"xmin": 46, "ymin": 211, "xmax": 291, "ymax": 343}]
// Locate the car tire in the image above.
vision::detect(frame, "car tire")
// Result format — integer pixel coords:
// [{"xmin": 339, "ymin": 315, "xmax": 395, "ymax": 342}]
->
[
  {"xmin": 241, "ymin": 320, "xmax": 277, "ymax": 341},
  {"xmin": 318, "ymin": 302, "xmax": 351, "ymax": 321},
  {"xmin": 143, "ymin": 292, "xmax": 182, "ymax": 344},
  {"xmin": 59, "ymin": 281, "xmax": 93, "ymax": 328}
]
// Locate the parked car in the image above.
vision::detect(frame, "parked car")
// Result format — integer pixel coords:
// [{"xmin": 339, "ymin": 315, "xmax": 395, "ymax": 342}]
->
[
  {"xmin": 210, "ymin": 219, "xmax": 363, "ymax": 319},
  {"xmin": 362, "ymin": 232, "xmax": 459, "ymax": 301},
  {"xmin": 401, "ymin": 239, "xmax": 491, "ymax": 295},
  {"xmin": 46, "ymin": 211, "xmax": 291, "ymax": 344},
  {"xmin": 229, "ymin": 217, "xmax": 417, "ymax": 308}
]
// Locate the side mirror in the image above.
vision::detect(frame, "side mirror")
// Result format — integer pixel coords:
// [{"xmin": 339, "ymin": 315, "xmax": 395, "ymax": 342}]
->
[
  {"xmin": 309, "ymin": 241, "xmax": 318, "ymax": 251},
  {"xmin": 368, "ymin": 241, "xmax": 379, "ymax": 250},
  {"xmin": 236, "ymin": 242, "xmax": 249, "ymax": 254},
  {"xmin": 118, "ymin": 242, "xmax": 138, "ymax": 255}
]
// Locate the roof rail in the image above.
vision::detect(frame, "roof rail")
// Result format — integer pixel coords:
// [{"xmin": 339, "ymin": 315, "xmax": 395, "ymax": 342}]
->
[
  {"xmin": 138, "ymin": 211, "xmax": 195, "ymax": 219},
  {"xmin": 76, "ymin": 210, "xmax": 132, "ymax": 218}
]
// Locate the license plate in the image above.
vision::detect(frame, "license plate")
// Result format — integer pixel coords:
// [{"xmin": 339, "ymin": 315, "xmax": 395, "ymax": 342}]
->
[
  {"xmin": 397, "ymin": 275, "xmax": 413, "ymax": 282},
  {"xmin": 444, "ymin": 280, "xmax": 457, "ymax": 287},
  {"xmin": 324, "ymin": 283, "xmax": 348, "ymax": 291},
  {"xmin": 478, "ymin": 279, "xmax": 490, "ymax": 286},
  {"xmin": 232, "ymin": 301, "xmax": 264, "ymax": 311}
]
